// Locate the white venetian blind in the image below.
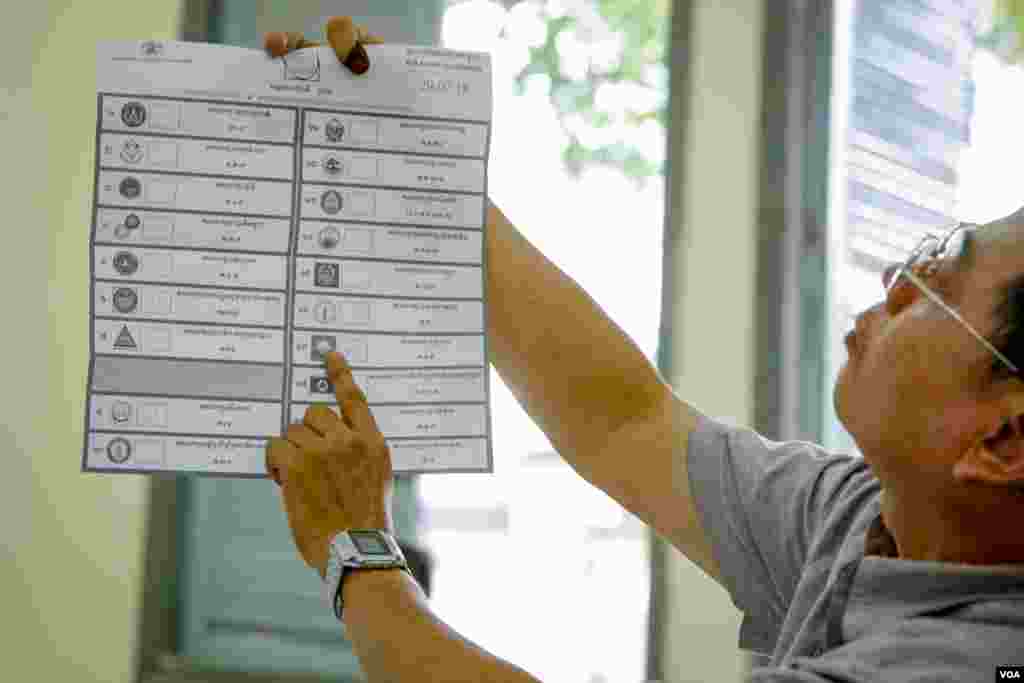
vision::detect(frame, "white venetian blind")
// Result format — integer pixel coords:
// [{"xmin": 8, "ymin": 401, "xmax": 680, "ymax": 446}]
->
[{"xmin": 844, "ymin": 0, "xmax": 979, "ymax": 273}]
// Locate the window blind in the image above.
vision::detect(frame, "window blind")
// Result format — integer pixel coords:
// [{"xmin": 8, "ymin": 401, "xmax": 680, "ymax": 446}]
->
[{"xmin": 844, "ymin": 0, "xmax": 979, "ymax": 275}]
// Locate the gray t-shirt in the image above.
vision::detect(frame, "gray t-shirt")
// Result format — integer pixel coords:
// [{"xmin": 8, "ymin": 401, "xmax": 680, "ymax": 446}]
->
[{"xmin": 686, "ymin": 411, "xmax": 1024, "ymax": 682}]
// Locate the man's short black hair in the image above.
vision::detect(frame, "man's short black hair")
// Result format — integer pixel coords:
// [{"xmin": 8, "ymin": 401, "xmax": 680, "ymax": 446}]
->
[
  {"xmin": 990, "ymin": 274, "xmax": 1024, "ymax": 495},
  {"xmin": 990, "ymin": 272, "xmax": 1024, "ymax": 383},
  {"xmin": 990, "ymin": 210, "xmax": 1024, "ymax": 383}
]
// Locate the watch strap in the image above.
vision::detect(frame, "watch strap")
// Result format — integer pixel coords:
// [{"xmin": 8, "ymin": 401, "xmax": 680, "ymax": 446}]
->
[{"xmin": 323, "ymin": 531, "xmax": 414, "ymax": 623}]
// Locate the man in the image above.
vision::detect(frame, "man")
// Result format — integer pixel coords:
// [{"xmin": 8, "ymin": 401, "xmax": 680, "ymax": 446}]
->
[{"xmin": 265, "ymin": 17, "xmax": 1024, "ymax": 683}]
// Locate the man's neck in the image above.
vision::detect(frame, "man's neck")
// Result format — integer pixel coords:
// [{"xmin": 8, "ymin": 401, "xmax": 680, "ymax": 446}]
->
[{"xmin": 878, "ymin": 490, "xmax": 1024, "ymax": 566}]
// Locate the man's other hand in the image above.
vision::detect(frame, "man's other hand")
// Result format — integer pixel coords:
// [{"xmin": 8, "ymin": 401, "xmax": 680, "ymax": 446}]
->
[
  {"xmin": 265, "ymin": 351, "xmax": 396, "ymax": 579},
  {"xmin": 264, "ymin": 16, "xmax": 384, "ymax": 74}
]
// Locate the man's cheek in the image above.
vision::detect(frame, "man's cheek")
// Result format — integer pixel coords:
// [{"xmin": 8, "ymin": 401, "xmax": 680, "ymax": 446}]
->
[
  {"xmin": 926, "ymin": 398, "xmax": 985, "ymax": 448},
  {"xmin": 878, "ymin": 331, "xmax": 936, "ymax": 384}
]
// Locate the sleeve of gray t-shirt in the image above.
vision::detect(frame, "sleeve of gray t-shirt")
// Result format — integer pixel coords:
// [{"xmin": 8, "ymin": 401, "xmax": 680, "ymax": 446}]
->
[{"xmin": 686, "ymin": 410, "xmax": 877, "ymax": 655}]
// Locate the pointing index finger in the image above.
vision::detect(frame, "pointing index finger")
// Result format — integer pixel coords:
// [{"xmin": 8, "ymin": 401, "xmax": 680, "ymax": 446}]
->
[{"xmin": 325, "ymin": 351, "xmax": 379, "ymax": 434}]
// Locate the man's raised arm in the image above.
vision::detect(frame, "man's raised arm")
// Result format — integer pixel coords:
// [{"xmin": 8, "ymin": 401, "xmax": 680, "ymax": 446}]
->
[
  {"xmin": 484, "ymin": 202, "xmax": 666, "ymax": 468},
  {"xmin": 484, "ymin": 203, "xmax": 722, "ymax": 584}
]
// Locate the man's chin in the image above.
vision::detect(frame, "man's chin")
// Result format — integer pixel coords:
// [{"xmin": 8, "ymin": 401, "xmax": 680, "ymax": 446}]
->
[
  {"xmin": 833, "ymin": 363, "xmax": 851, "ymax": 425},
  {"xmin": 832, "ymin": 364, "xmax": 869, "ymax": 449}
]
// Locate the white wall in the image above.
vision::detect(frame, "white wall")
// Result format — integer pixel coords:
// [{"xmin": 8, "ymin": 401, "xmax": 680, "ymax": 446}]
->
[
  {"xmin": 659, "ymin": 0, "xmax": 764, "ymax": 681},
  {"xmin": 2, "ymin": 2, "xmax": 180, "ymax": 681}
]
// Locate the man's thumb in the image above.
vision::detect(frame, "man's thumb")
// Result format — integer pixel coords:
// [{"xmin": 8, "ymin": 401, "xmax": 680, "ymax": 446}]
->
[{"xmin": 326, "ymin": 16, "xmax": 371, "ymax": 74}]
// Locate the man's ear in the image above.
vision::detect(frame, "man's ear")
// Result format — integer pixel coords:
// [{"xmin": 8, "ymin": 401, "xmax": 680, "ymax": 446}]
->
[{"xmin": 954, "ymin": 412, "xmax": 1024, "ymax": 487}]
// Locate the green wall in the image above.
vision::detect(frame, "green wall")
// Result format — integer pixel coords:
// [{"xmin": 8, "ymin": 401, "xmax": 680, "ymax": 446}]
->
[{"xmin": 2, "ymin": 2, "xmax": 180, "ymax": 681}]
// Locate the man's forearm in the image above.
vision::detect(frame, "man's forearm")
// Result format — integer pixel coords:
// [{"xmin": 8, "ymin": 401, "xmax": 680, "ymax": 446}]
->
[
  {"xmin": 342, "ymin": 568, "xmax": 542, "ymax": 683},
  {"xmin": 485, "ymin": 201, "xmax": 668, "ymax": 477}
]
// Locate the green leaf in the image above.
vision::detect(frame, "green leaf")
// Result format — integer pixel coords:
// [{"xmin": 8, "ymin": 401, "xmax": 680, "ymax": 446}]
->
[
  {"xmin": 513, "ymin": 0, "xmax": 667, "ymax": 180},
  {"xmin": 977, "ymin": 0, "xmax": 1024, "ymax": 64}
]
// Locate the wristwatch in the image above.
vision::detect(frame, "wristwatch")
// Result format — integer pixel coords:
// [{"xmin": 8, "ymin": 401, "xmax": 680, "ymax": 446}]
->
[{"xmin": 323, "ymin": 529, "xmax": 413, "ymax": 623}]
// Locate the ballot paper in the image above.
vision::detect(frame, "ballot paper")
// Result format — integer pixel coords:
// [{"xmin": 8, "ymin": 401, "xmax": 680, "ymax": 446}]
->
[{"xmin": 83, "ymin": 40, "xmax": 493, "ymax": 476}]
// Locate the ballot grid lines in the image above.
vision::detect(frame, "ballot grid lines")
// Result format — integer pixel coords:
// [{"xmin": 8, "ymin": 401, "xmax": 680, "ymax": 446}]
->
[{"xmin": 84, "ymin": 92, "xmax": 492, "ymax": 476}]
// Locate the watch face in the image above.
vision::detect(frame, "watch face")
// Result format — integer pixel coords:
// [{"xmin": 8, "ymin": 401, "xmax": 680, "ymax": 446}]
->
[{"xmin": 351, "ymin": 530, "xmax": 391, "ymax": 555}]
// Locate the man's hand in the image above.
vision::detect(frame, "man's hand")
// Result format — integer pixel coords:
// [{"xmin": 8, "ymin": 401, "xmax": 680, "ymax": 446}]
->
[
  {"xmin": 264, "ymin": 16, "xmax": 384, "ymax": 74},
  {"xmin": 266, "ymin": 351, "xmax": 396, "ymax": 579}
]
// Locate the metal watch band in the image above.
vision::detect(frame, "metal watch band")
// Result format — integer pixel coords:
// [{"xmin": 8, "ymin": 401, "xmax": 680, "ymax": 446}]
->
[{"xmin": 324, "ymin": 530, "xmax": 414, "ymax": 623}]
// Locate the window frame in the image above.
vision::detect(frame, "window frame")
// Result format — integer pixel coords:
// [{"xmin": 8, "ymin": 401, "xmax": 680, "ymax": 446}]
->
[{"xmin": 753, "ymin": 0, "xmax": 834, "ymax": 447}]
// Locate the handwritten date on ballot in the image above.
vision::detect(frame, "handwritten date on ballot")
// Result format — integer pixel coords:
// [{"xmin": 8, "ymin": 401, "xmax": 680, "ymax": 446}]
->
[{"xmin": 420, "ymin": 77, "xmax": 470, "ymax": 97}]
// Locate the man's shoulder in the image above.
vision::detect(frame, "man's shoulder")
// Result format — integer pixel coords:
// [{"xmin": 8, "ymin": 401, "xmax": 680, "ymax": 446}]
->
[
  {"xmin": 699, "ymin": 413, "xmax": 881, "ymax": 535},
  {"xmin": 751, "ymin": 613, "xmax": 1024, "ymax": 681},
  {"xmin": 804, "ymin": 604, "xmax": 1024, "ymax": 682}
]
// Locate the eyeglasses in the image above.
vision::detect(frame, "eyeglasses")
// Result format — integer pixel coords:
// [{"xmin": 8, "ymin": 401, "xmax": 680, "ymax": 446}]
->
[{"xmin": 883, "ymin": 222, "xmax": 1020, "ymax": 376}]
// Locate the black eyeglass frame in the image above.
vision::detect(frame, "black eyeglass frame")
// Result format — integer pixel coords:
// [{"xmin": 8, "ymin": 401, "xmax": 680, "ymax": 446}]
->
[{"xmin": 884, "ymin": 222, "xmax": 1020, "ymax": 376}]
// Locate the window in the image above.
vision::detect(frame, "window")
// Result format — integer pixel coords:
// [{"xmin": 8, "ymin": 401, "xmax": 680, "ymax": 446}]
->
[
  {"xmin": 415, "ymin": 3, "xmax": 662, "ymax": 682},
  {"xmin": 824, "ymin": 0, "xmax": 981, "ymax": 454},
  {"xmin": 954, "ymin": 50, "xmax": 1024, "ymax": 224}
]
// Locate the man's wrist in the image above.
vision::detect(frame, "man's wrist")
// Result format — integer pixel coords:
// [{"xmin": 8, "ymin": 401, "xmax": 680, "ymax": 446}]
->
[
  {"xmin": 341, "ymin": 566, "xmax": 418, "ymax": 615},
  {"xmin": 342, "ymin": 566, "xmax": 406, "ymax": 599}
]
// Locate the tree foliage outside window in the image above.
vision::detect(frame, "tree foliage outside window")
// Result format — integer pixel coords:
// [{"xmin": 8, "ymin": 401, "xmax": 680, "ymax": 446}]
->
[
  {"xmin": 467, "ymin": 0, "xmax": 670, "ymax": 184},
  {"xmin": 466, "ymin": 0, "xmax": 1020, "ymax": 183},
  {"xmin": 977, "ymin": 0, "xmax": 1024, "ymax": 63}
]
